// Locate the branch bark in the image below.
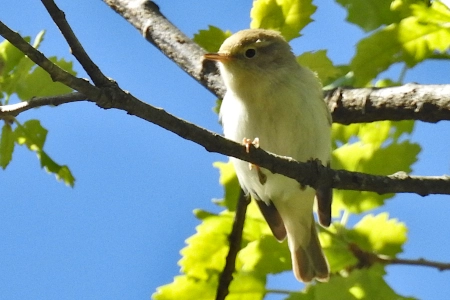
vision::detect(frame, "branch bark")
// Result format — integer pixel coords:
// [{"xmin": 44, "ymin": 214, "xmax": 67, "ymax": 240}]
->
[{"xmin": 103, "ymin": 0, "xmax": 450, "ymax": 124}]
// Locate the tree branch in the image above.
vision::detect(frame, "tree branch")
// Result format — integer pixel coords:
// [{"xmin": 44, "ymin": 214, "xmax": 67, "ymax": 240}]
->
[
  {"xmin": 41, "ymin": 0, "xmax": 110, "ymax": 87},
  {"xmin": 103, "ymin": 0, "xmax": 225, "ymax": 97},
  {"xmin": 0, "ymin": 92, "xmax": 86, "ymax": 117},
  {"xmin": 216, "ymin": 191, "xmax": 250, "ymax": 300},
  {"xmin": 1, "ymin": 18, "xmax": 450, "ymax": 196},
  {"xmin": 103, "ymin": 0, "xmax": 450, "ymax": 124},
  {"xmin": 349, "ymin": 243, "xmax": 450, "ymax": 272},
  {"xmin": 382, "ymin": 256, "xmax": 450, "ymax": 271}
]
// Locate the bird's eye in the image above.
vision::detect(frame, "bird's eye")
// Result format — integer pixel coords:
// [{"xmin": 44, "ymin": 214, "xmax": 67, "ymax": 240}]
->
[{"xmin": 244, "ymin": 48, "xmax": 257, "ymax": 58}]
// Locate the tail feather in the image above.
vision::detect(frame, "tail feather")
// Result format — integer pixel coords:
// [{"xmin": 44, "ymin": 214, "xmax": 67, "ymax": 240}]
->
[{"xmin": 291, "ymin": 217, "xmax": 329, "ymax": 282}]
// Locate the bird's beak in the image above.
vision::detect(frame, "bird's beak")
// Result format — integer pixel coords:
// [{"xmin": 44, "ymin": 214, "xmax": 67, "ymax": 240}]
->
[{"xmin": 203, "ymin": 53, "xmax": 231, "ymax": 62}]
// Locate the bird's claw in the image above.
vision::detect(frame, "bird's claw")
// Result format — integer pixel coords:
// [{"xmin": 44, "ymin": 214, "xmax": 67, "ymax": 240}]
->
[{"xmin": 242, "ymin": 137, "xmax": 266, "ymax": 184}]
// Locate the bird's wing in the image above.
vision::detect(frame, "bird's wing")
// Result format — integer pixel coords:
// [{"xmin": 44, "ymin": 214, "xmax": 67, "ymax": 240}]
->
[{"xmin": 255, "ymin": 199, "xmax": 287, "ymax": 241}]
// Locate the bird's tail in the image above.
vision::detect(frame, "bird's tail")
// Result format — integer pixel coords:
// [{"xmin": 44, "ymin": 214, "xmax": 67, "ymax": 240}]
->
[{"xmin": 288, "ymin": 216, "xmax": 329, "ymax": 282}]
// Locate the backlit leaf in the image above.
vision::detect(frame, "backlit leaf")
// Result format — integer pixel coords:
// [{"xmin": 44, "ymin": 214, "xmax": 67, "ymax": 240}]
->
[
  {"xmin": 193, "ymin": 25, "xmax": 232, "ymax": 53},
  {"xmin": 251, "ymin": 0, "xmax": 316, "ymax": 41}
]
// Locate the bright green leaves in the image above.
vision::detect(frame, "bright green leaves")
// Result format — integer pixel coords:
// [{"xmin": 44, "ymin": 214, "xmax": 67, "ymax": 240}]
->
[
  {"xmin": 179, "ymin": 211, "xmax": 233, "ymax": 278},
  {"xmin": 296, "ymin": 50, "xmax": 343, "ymax": 85},
  {"xmin": 0, "ymin": 31, "xmax": 76, "ymax": 186},
  {"xmin": 0, "ymin": 122, "xmax": 14, "ymax": 168},
  {"xmin": 154, "ymin": 207, "xmax": 268, "ymax": 300},
  {"xmin": 194, "ymin": 0, "xmax": 318, "ymax": 51},
  {"xmin": 349, "ymin": 213, "xmax": 407, "ymax": 256},
  {"xmin": 321, "ymin": 213, "xmax": 407, "ymax": 274},
  {"xmin": 250, "ymin": 0, "xmax": 316, "ymax": 40},
  {"xmin": 16, "ymin": 56, "xmax": 75, "ymax": 100},
  {"xmin": 212, "ymin": 161, "xmax": 241, "ymax": 210},
  {"xmin": 336, "ymin": 0, "xmax": 404, "ymax": 32},
  {"xmin": 332, "ymin": 121, "xmax": 420, "ymax": 214},
  {"xmin": 0, "ymin": 31, "xmax": 75, "ymax": 102},
  {"xmin": 154, "ymin": 162, "xmax": 288, "ymax": 299},
  {"xmin": 14, "ymin": 120, "xmax": 75, "ymax": 186},
  {"xmin": 0, "ymin": 119, "xmax": 76, "ymax": 187},
  {"xmin": 348, "ymin": 1, "xmax": 450, "ymax": 86},
  {"xmin": 193, "ymin": 25, "xmax": 231, "ymax": 52},
  {"xmin": 292, "ymin": 265, "xmax": 416, "ymax": 300}
]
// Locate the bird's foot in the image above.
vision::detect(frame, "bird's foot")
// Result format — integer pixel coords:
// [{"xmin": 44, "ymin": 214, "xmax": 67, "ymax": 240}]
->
[
  {"xmin": 242, "ymin": 137, "xmax": 266, "ymax": 185},
  {"xmin": 243, "ymin": 137, "xmax": 259, "ymax": 154}
]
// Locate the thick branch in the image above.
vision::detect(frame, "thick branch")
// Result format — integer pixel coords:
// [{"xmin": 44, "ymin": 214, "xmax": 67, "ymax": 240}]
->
[
  {"xmin": 103, "ymin": 0, "xmax": 450, "ymax": 124},
  {"xmin": 326, "ymin": 85, "xmax": 450, "ymax": 124},
  {"xmin": 103, "ymin": 0, "xmax": 225, "ymax": 97}
]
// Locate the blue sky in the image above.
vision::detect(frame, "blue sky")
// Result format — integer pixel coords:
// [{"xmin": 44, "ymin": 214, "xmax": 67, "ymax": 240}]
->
[{"xmin": 1, "ymin": 1, "xmax": 450, "ymax": 299}]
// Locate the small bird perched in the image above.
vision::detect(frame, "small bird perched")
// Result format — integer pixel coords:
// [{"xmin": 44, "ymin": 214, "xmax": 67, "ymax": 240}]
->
[{"xmin": 204, "ymin": 29, "xmax": 332, "ymax": 282}]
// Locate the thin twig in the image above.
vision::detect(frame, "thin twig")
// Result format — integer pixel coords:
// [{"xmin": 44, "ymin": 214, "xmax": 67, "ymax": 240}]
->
[
  {"xmin": 349, "ymin": 243, "xmax": 450, "ymax": 272},
  {"xmin": 41, "ymin": 0, "xmax": 110, "ymax": 86},
  {"xmin": 380, "ymin": 256, "xmax": 450, "ymax": 271},
  {"xmin": 0, "ymin": 21, "xmax": 102, "ymax": 101},
  {"xmin": 216, "ymin": 191, "xmax": 250, "ymax": 300},
  {"xmin": 0, "ymin": 92, "xmax": 87, "ymax": 117}
]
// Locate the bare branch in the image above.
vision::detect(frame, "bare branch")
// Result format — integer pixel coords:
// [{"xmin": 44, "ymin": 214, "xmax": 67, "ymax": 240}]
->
[
  {"xmin": 382, "ymin": 256, "xmax": 450, "ymax": 271},
  {"xmin": 0, "ymin": 92, "xmax": 87, "ymax": 117},
  {"xmin": 216, "ymin": 191, "xmax": 250, "ymax": 300},
  {"xmin": 349, "ymin": 243, "xmax": 450, "ymax": 272},
  {"xmin": 41, "ymin": 0, "xmax": 110, "ymax": 86},
  {"xmin": 103, "ymin": 0, "xmax": 450, "ymax": 124}
]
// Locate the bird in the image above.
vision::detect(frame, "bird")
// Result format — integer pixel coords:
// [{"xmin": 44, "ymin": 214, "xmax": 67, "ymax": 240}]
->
[{"xmin": 203, "ymin": 29, "xmax": 332, "ymax": 283}]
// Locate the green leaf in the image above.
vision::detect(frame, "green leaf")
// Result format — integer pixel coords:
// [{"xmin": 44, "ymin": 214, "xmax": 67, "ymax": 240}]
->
[
  {"xmin": 320, "ymin": 224, "xmax": 358, "ymax": 273},
  {"xmin": 38, "ymin": 151, "xmax": 75, "ymax": 187},
  {"xmin": 193, "ymin": 25, "xmax": 232, "ymax": 52},
  {"xmin": 313, "ymin": 265, "xmax": 416, "ymax": 300},
  {"xmin": 250, "ymin": 0, "xmax": 317, "ymax": 41},
  {"xmin": 0, "ymin": 37, "xmax": 29, "ymax": 77},
  {"xmin": 0, "ymin": 123, "xmax": 15, "ymax": 168},
  {"xmin": 1, "ymin": 31, "xmax": 76, "ymax": 100},
  {"xmin": 213, "ymin": 160, "xmax": 241, "ymax": 210},
  {"xmin": 239, "ymin": 235, "xmax": 291, "ymax": 274},
  {"xmin": 153, "ymin": 275, "xmax": 217, "ymax": 300},
  {"xmin": 15, "ymin": 56, "xmax": 75, "ymax": 100},
  {"xmin": 296, "ymin": 50, "xmax": 342, "ymax": 84},
  {"xmin": 158, "ymin": 205, "xmax": 268, "ymax": 300},
  {"xmin": 14, "ymin": 120, "xmax": 75, "ymax": 187},
  {"xmin": 153, "ymin": 272, "xmax": 265, "ymax": 300},
  {"xmin": 348, "ymin": 213, "xmax": 408, "ymax": 256},
  {"xmin": 336, "ymin": 0, "xmax": 402, "ymax": 32},
  {"xmin": 14, "ymin": 119, "xmax": 47, "ymax": 150},
  {"xmin": 351, "ymin": 2, "xmax": 450, "ymax": 86},
  {"xmin": 227, "ymin": 272, "xmax": 265, "ymax": 300},
  {"xmin": 179, "ymin": 211, "xmax": 232, "ymax": 278}
]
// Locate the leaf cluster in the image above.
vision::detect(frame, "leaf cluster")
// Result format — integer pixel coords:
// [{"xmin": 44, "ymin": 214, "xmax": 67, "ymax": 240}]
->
[{"xmin": 0, "ymin": 31, "xmax": 76, "ymax": 186}]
